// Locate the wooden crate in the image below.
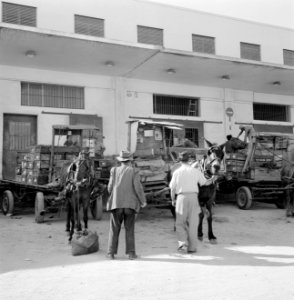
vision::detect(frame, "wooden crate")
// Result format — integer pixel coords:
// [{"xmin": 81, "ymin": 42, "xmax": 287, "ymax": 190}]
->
[
  {"xmin": 253, "ymin": 168, "xmax": 281, "ymax": 181},
  {"xmin": 32, "ymin": 175, "xmax": 49, "ymax": 185},
  {"xmin": 29, "ymin": 145, "xmax": 51, "ymax": 153},
  {"xmin": 34, "ymin": 160, "xmax": 50, "ymax": 169},
  {"xmin": 225, "ymin": 153, "xmax": 246, "ymax": 161},
  {"xmin": 34, "ymin": 153, "xmax": 51, "ymax": 161}
]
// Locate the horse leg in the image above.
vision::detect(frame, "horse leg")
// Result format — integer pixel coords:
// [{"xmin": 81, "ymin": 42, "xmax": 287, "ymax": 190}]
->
[
  {"xmin": 68, "ymin": 199, "xmax": 75, "ymax": 242},
  {"xmin": 197, "ymin": 207, "xmax": 205, "ymax": 241},
  {"xmin": 65, "ymin": 198, "xmax": 71, "ymax": 232},
  {"xmin": 82, "ymin": 190, "xmax": 89, "ymax": 234},
  {"xmin": 207, "ymin": 204, "xmax": 217, "ymax": 244}
]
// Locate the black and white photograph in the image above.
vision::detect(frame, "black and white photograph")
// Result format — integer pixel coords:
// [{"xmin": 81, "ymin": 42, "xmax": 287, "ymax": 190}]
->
[{"xmin": 0, "ymin": 0, "xmax": 294, "ymax": 299}]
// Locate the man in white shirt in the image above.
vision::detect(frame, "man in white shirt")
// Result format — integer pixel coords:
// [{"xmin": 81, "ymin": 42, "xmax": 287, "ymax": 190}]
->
[{"xmin": 169, "ymin": 151, "xmax": 216, "ymax": 253}]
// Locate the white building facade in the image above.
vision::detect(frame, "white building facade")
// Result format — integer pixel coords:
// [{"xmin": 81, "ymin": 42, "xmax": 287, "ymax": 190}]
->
[{"xmin": 0, "ymin": 0, "xmax": 294, "ymax": 178}]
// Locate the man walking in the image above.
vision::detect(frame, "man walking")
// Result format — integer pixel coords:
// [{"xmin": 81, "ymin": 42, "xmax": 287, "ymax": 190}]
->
[
  {"xmin": 169, "ymin": 151, "xmax": 217, "ymax": 253},
  {"xmin": 106, "ymin": 150, "xmax": 147, "ymax": 260}
]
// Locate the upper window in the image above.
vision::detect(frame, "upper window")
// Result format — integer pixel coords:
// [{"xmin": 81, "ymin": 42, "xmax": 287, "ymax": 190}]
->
[
  {"xmin": 283, "ymin": 49, "xmax": 294, "ymax": 66},
  {"xmin": 153, "ymin": 95, "xmax": 199, "ymax": 117},
  {"xmin": 192, "ymin": 34, "xmax": 215, "ymax": 54},
  {"xmin": 74, "ymin": 15, "xmax": 104, "ymax": 37},
  {"xmin": 137, "ymin": 25, "xmax": 163, "ymax": 46},
  {"xmin": 21, "ymin": 82, "xmax": 84, "ymax": 109},
  {"xmin": 253, "ymin": 103, "xmax": 289, "ymax": 122},
  {"xmin": 240, "ymin": 42, "xmax": 261, "ymax": 61},
  {"xmin": 2, "ymin": 2, "xmax": 36, "ymax": 27}
]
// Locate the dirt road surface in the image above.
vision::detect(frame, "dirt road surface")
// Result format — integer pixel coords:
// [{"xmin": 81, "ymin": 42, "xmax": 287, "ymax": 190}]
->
[{"xmin": 1, "ymin": 202, "xmax": 294, "ymax": 300}]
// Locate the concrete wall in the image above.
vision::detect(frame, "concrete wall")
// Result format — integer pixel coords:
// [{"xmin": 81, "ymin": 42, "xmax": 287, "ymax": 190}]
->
[{"xmin": 1, "ymin": 0, "xmax": 294, "ymax": 64}]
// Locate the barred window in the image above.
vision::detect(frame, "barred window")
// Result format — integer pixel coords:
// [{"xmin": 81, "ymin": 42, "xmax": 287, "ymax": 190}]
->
[
  {"xmin": 283, "ymin": 49, "xmax": 294, "ymax": 66},
  {"xmin": 240, "ymin": 42, "xmax": 261, "ymax": 61},
  {"xmin": 74, "ymin": 15, "xmax": 104, "ymax": 37},
  {"xmin": 185, "ymin": 128, "xmax": 199, "ymax": 146},
  {"xmin": 2, "ymin": 2, "xmax": 36, "ymax": 27},
  {"xmin": 253, "ymin": 103, "xmax": 288, "ymax": 122},
  {"xmin": 21, "ymin": 82, "xmax": 84, "ymax": 109},
  {"xmin": 153, "ymin": 95, "xmax": 199, "ymax": 116},
  {"xmin": 137, "ymin": 25, "xmax": 163, "ymax": 46},
  {"xmin": 192, "ymin": 34, "xmax": 215, "ymax": 54}
]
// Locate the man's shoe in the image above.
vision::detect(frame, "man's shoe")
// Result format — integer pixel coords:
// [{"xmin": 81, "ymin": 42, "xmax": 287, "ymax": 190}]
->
[
  {"xmin": 177, "ymin": 244, "xmax": 188, "ymax": 252},
  {"xmin": 128, "ymin": 253, "xmax": 138, "ymax": 260},
  {"xmin": 106, "ymin": 253, "xmax": 115, "ymax": 260}
]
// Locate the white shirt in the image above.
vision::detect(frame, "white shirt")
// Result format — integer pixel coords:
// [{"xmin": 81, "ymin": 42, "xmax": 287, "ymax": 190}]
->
[{"xmin": 169, "ymin": 163, "xmax": 207, "ymax": 195}]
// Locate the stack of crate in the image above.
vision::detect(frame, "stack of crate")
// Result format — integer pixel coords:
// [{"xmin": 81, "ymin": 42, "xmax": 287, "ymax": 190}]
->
[
  {"xmin": 225, "ymin": 152, "xmax": 247, "ymax": 178},
  {"xmin": 21, "ymin": 145, "xmax": 51, "ymax": 185}
]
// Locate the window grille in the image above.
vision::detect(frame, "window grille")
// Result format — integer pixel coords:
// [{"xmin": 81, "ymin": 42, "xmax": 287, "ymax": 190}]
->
[
  {"xmin": 2, "ymin": 2, "xmax": 36, "ymax": 27},
  {"xmin": 21, "ymin": 82, "xmax": 84, "ymax": 109},
  {"xmin": 74, "ymin": 15, "xmax": 104, "ymax": 37},
  {"xmin": 185, "ymin": 128, "xmax": 199, "ymax": 146},
  {"xmin": 253, "ymin": 103, "xmax": 288, "ymax": 122},
  {"xmin": 283, "ymin": 49, "xmax": 294, "ymax": 66},
  {"xmin": 137, "ymin": 25, "xmax": 163, "ymax": 46},
  {"xmin": 240, "ymin": 42, "xmax": 261, "ymax": 61},
  {"xmin": 192, "ymin": 34, "xmax": 215, "ymax": 54},
  {"xmin": 153, "ymin": 95, "xmax": 199, "ymax": 116}
]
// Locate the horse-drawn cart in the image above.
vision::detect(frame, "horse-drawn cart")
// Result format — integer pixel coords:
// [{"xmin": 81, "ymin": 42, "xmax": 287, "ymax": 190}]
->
[
  {"xmin": 0, "ymin": 125, "xmax": 112, "ymax": 223},
  {"xmin": 0, "ymin": 179, "xmax": 62, "ymax": 222},
  {"xmin": 217, "ymin": 126, "xmax": 294, "ymax": 210}
]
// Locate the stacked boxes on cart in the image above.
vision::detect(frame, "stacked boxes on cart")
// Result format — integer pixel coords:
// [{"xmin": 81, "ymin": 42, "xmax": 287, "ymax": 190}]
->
[{"xmin": 15, "ymin": 145, "xmax": 77, "ymax": 185}]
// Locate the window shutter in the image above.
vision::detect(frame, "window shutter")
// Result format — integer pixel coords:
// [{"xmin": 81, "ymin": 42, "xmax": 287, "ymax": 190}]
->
[
  {"xmin": 21, "ymin": 82, "xmax": 84, "ymax": 109},
  {"xmin": 240, "ymin": 42, "xmax": 261, "ymax": 61},
  {"xmin": 2, "ymin": 2, "xmax": 36, "ymax": 27},
  {"xmin": 283, "ymin": 49, "xmax": 294, "ymax": 66},
  {"xmin": 192, "ymin": 34, "xmax": 215, "ymax": 54},
  {"xmin": 74, "ymin": 15, "xmax": 104, "ymax": 37},
  {"xmin": 137, "ymin": 25, "xmax": 163, "ymax": 46}
]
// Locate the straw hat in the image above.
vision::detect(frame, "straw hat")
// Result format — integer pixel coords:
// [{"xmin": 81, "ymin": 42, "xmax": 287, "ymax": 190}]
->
[{"xmin": 116, "ymin": 150, "xmax": 133, "ymax": 162}]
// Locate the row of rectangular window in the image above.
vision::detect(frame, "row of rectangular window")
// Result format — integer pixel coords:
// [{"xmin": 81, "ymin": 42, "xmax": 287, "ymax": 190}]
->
[
  {"xmin": 20, "ymin": 82, "xmax": 289, "ymax": 122},
  {"xmin": 2, "ymin": 2, "xmax": 294, "ymax": 66}
]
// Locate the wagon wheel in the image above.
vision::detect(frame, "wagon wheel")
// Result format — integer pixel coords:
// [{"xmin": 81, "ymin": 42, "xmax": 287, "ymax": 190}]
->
[
  {"xmin": 236, "ymin": 186, "xmax": 252, "ymax": 209},
  {"xmin": 35, "ymin": 192, "xmax": 45, "ymax": 223},
  {"xmin": 1, "ymin": 190, "xmax": 14, "ymax": 216},
  {"xmin": 91, "ymin": 195, "xmax": 103, "ymax": 220}
]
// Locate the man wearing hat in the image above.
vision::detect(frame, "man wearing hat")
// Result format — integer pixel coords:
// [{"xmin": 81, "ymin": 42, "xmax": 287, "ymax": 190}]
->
[
  {"xmin": 169, "ymin": 151, "xmax": 217, "ymax": 253},
  {"xmin": 106, "ymin": 150, "xmax": 147, "ymax": 260}
]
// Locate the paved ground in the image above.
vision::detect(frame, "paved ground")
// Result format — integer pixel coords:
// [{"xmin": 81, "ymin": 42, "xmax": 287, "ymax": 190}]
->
[{"xmin": 1, "ymin": 201, "xmax": 294, "ymax": 300}]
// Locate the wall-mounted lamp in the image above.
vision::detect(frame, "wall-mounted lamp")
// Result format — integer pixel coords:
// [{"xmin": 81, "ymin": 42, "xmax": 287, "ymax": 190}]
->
[
  {"xmin": 25, "ymin": 50, "xmax": 36, "ymax": 58},
  {"xmin": 166, "ymin": 68, "xmax": 176, "ymax": 74},
  {"xmin": 272, "ymin": 81, "xmax": 281, "ymax": 86},
  {"xmin": 221, "ymin": 75, "xmax": 230, "ymax": 80},
  {"xmin": 105, "ymin": 61, "xmax": 115, "ymax": 67}
]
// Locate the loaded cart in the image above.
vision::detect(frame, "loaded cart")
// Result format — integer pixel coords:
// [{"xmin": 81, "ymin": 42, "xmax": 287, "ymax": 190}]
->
[
  {"xmin": 218, "ymin": 126, "xmax": 294, "ymax": 209},
  {"xmin": 0, "ymin": 125, "xmax": 112, "ymax": 222},
  {"xmin": 126, "ymin": 118, "xmax": 208, "ymax": 214}
]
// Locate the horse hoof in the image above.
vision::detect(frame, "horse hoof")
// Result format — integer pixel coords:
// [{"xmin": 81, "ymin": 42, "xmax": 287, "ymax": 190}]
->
[
  {"xmin": 210, "ymin": 239, "xmax": 217, "ymax": 244},
  {"xmin": 198, "ymin": 236, "xmax": 203, "ymax": 241}
]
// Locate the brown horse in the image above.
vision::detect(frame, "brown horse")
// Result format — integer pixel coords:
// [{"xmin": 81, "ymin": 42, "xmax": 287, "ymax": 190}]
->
[
  {"xmin": 62, "ymin": 151, "xmax": 94, "ymax": 242},
  {"xmin": 194, "ymin": 140, "xmax": 223, "ymax": 243}
]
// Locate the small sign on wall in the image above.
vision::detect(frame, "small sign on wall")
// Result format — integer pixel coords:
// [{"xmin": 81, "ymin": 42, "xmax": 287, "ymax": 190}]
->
[{"xmin": 144, "ymin": 130, "xmax": 154, "ymax": 137}]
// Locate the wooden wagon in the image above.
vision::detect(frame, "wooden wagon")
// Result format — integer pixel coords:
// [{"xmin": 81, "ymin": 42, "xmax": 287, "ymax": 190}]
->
[{"xmin": 217, "ymin": 126, "xmax": 294, "ymax": 209}]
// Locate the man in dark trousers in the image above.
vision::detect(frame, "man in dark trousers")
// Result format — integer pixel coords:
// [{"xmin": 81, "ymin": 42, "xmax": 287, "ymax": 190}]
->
[
  {"xmin": 106, "ymin": 150, "xmax": 147, "ymax": 260},
  {"xmin": 169, "ymin": 151, "xmax": 217, "ymax": 253}
]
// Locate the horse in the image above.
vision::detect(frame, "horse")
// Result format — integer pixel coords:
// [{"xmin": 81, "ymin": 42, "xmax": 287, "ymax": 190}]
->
[
  {"xmin": 281, "ymin": 164, "xmax": 294, "ymax": 217},
  {"xmin": 193, "ymin": 140, "xmax": 223, "ymax": 244},
  {"xmin": 61, "ymin": 150, "xmax": 94, "ymax": 242}
]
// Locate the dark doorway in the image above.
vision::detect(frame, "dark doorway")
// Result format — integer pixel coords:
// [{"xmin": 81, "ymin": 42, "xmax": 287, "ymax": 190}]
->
[{"xmin": 3, "ymin": 114, "xmax": 37, "ymax": 179}]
